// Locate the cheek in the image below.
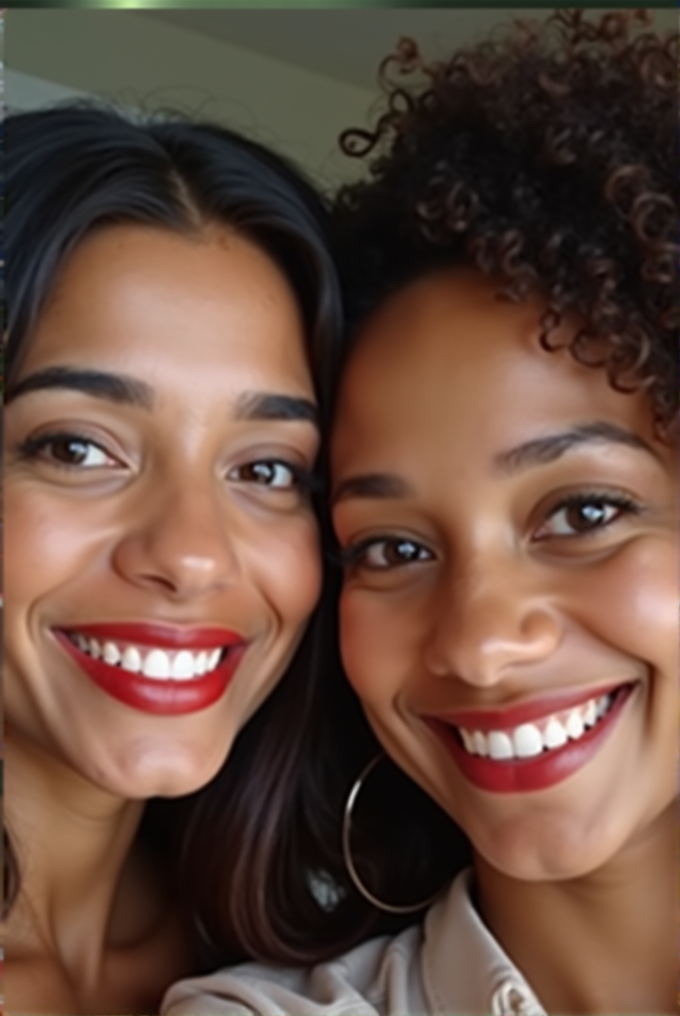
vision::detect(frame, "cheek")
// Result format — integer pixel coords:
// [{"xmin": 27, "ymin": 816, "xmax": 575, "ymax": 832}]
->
[
  {"xmin": 5, "ymin": 487, "xmax": 101, "ymax": 616},
  {"xmin": 339, "ymin": 590, "xmax": 410, "ymax": 705},
  {"xmin": 578, "ymin": 537, "xmax": 677, "ymax": 668},
  {"xmin": 252, "ymin": 515, "xmax": 322, "ymax": 625}
]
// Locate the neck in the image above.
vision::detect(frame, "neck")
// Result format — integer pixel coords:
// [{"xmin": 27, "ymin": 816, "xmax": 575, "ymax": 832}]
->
[
  {"xmin": 474, "ymin": 803, "xmax": 676, "ymax": 1015},
  {"xmin": 5, "ymin": 729, "xmax": 146, "ymax": 985}
]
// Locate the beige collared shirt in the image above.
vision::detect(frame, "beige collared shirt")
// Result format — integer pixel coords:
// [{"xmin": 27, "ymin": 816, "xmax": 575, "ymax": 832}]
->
[{"xmin": 161, "ymin": 871, "xmax": 546, "ymax": 1016}]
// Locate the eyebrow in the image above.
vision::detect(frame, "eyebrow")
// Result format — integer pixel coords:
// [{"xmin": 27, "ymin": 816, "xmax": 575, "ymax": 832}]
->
[
  {"xmin": 332, "ymin": 473, "xmax": 411, "ymax": 505},
  {"xmin": 5, "ymin": 368, "xmax": 319, "ymax": 427},
  {"xmin": 5, "ymin": 367, "xmax": 154, "ymax": 409},
  {"xmin": 332, "ymin": 420, "xmax": 659, "ymax": 506},
  {"xmin": 494, "ymin": 421, "xmax": 661, "ymax": 474},
  {"xmin": 234, "ymin": 393, "xmax": 319, "ymax": 427}
]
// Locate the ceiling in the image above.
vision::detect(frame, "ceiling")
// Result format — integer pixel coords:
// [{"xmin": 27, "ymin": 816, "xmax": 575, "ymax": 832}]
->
[{"xmin": 141, "ymin": 8, "xmax": 555, "ymax": 93}]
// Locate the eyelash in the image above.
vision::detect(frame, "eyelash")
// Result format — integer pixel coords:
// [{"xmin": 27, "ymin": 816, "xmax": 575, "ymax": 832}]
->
[
  {"xmin": 533, "ymin": 490, "xmax": 641, "ymax": 539},
  {"xmin": 228, "ymin": 461, "xmax": 319, "ymax": 494},
  {"xmin": 17, "ymin": 431, "xmax": 320, "ymax": 494},
  {"xmin": 17, "ymin": 431, "xmax": 120, "ymax": 469},
  {"xmin": 335, "ymin": 490, "xmax": 642, "ymax": 571},
  {"xmin": 332, "ymin": 535, "xmax": 432, "ymax": 571}
]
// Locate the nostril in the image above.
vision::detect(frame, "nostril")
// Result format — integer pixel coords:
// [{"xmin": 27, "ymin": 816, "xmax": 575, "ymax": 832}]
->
[
  {"xmin": 135, "ymin": 572, "xmax": 181, "ymax": 594},
  {"xmin": 111, "ymin": 520, "xmax": 239, "ymax": 598},
  {"xmin": 426, "ymin": 603, "xmax": 562, "ymax": 685}
]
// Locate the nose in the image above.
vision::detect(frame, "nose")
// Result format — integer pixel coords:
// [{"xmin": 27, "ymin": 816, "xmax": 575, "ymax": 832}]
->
[
  {"xmin": 112, "ymin": 480, "xmax": 239, "ymax": 601},
  {"xmin": 425, "ymin": 554, "xmax": 562, "ymax": 686}
]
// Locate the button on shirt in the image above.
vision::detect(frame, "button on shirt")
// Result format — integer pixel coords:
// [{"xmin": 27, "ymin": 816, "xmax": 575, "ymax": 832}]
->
[{"xmin": 161, "ymin": 870, "xmax": 546, "ymax": 1016}]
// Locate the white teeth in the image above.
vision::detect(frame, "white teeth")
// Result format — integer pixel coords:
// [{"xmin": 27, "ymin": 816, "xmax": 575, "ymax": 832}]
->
[
  {"xmin": 543, "ymin": 717, "xmax": 568, "ymax": 750},
  {"xmin": 171, "ymin": 650, "xmax": 195, "ymax": 680},
  {"xmin": 488, "ymin": 731, "xmax": 513, "ymax": 760},
  {"xmin": 456, "ymin": 691, "xmax": 617, "ymax": 761},
  {"xmin": 596, "ymin": 694, "xmax": 610, "ymax": 718},
  {"xmin": 70, "ymin": 631, "xmax": 228, "ymax": 680},
  {"xmin": 472, "ymin": 731, "xmax": 488, "ymax": 757},
  {"xmin": 194, "ymin": 651, "xmax": 208, "ymax": 676},
  {"xmin": 121, "ymin": 646, "xmax": 142, "ymax": 674},
  {"xmin": 207, "ymin": 648, "xmax": 222, "ymax": 670},
  {"xmin": 143, "ymin": 649, "xmax": 171, "ymax": 680},
  {"xmin": 460, "ymin": 729, "xmax": 475, "ymax": 753},
  {"xmin": 565, "ymin": 709, "xmax": 584, "ymax": 740},
  {"xmin": 102, "ymin": 641, "xmax": 121, "ymax": 666},
  {"xmin": 513, "ymin": 723, "xmax": 543, "ymax": 759},
  {"xmin": 583, "ymin": 699, "xmax": 597, "ymax": 728}
]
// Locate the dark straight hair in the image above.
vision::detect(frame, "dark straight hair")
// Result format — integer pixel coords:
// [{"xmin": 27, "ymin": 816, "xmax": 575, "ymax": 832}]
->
[
  {"xmin": 5, "ymin": 103, "xmax": 341, "ymax": 416},
  {"xmin": 4, "ymin": 103, "xmax": 343, "ymax": 966}
]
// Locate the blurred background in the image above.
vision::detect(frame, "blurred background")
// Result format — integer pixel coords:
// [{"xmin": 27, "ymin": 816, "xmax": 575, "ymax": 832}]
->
[{"xmin": 6, "ymin": 8, "xmax": 676, "ymax": 192}]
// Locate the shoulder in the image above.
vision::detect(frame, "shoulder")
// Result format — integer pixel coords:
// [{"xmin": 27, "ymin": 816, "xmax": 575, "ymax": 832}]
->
[
  {"xmin": 161, "ymin": 921, "xmax": 427, "ymax": 1016},
  {"xmin": 161, "ymin": 870, "xmax": 545, "ymax": 1016}
]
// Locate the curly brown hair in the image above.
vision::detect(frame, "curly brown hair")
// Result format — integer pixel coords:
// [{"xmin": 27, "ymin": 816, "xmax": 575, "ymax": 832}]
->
[
  {"xmin": 334, "ymin": 9, "xmax": 678, "ymax": 432},
  {"xmin": 273, "ymin": 9, "xmax": 680, "ymax": 957}
]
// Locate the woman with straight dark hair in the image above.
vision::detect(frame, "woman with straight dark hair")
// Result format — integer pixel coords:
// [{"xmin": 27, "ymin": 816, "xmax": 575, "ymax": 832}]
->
[
  {"xmin": 4, "ymin": 103, "xmax": 342, "ymax": 1014},
  {"xmin": 163, "ymin": 10, "xmax": 677, "ymax": 1014}
]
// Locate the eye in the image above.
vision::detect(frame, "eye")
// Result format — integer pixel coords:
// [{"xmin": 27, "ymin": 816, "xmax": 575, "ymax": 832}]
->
[
  {"xmin": 341, "ymin": 536, "xmax": 433, "ymax": 571},
  {"xmin": 18, "ymin": 433, "xmax": 120, "ymax": 469},
  {"xmin": 534, "ymin": 493, "xmax": 639, "ymax": 539},
  {"xmin": 229, "ymin": 460, "xmax": 302, "ymax": 490}
]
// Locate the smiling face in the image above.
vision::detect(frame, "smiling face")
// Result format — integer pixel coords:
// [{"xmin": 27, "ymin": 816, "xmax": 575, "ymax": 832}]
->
[
  {"xmin": 331, "ymin": 268, "xmax": 677, "ymax": 881},
  {"xmin": 5, "ymin": 224, "xmax": 321, "ymax": 799}
]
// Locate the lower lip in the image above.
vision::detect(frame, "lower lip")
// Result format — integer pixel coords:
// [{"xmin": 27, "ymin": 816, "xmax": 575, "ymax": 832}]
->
[
  {"xmin": 56, "ymin": 632, "xmax": 247, "ymax": 715},
  {"xmin": 429, "ymin": 685, "xmax": 633, "ymax": 794}
]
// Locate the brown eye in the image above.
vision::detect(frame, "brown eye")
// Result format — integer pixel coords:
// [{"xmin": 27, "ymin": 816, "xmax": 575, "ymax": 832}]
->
[
  {"xmin": 50, "ymin": 438, "xmax": 103, "ymax": 466},
  {"xmin": 535, "ymin": 494, "xmax": 637, "ymax": 539},
  {"xmin": 547, "ymin": 500, "xmax": 616, "ymax": 536},
  {"xmin": 361, "ymin": 538, "xmax": 432, "ymax": 570},
  {"xmin": 565, "ymin": 502, "xmax": 609, "ymax": 530},
  {"xmin": 20, "ymin": 433, "xmax": 117, "ymax": 469},
  {"xmin": 229, "ymin": 461, "xmax": 297, "ymax": 489}
]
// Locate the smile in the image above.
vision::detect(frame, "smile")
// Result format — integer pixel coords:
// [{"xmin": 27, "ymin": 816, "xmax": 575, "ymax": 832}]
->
[
  {"xmin": 429, "ymin": 682, "xmax": 635, "ymax": 793},
  {"xmin": 68, "ymin": 633, "xmax": 225, "ymax": 681},
  {"xmin": 55, "ymin": 623, "xmax": 248, "ymax": 716},
  {"xmin": 456, "ymin": 692, "xmax": 613, "ymax": 761}
]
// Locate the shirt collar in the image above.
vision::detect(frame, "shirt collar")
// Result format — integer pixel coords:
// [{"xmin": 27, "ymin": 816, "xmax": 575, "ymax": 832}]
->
[{"xmin": 419, "ymin": 869, "xmax": 547, "ymax": 1016}]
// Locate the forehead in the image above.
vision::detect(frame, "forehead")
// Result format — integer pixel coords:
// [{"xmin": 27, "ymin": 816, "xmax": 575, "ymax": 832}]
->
[
  {"xmin": 333, "ymin": 269, "xmax": 655, "ymax": 460},
  {"xmin": 42, "ymin": 222, "xmax": 297, "ymax": 327},
  {"xmin": 19, "ymin": 223, "xmax": 310, "ymax": 388}
]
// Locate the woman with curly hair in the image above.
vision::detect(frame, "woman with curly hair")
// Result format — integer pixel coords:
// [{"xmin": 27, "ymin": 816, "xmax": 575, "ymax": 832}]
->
[{"xmin": 163, "ymin": 10, "xmax": 678, "ymax": 1014}]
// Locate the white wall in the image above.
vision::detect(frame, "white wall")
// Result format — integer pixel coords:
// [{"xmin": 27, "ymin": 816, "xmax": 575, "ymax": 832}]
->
[
  {"xmin": 6, "ymin": 67, "xmax": 88, "ymax": 109},
  {"xmin": 5, "ymin": 11, "xmax": 376, "ymax": 190}
]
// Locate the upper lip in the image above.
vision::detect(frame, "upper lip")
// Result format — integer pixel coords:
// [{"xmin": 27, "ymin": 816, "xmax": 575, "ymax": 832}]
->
[
  {"xmin": 56, "ymin": 622, "xmax": 247, "ymax": 650},
  {"xmin": 430, "ymin": 680, "xmax": 632, "ymax": 731}
]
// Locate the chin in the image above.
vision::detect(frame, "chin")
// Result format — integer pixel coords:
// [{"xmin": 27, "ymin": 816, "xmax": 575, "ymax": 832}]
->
[
  {"xmin": 472, "ymin": 812, "xmax": 626, "ymax": 882},
  {"xmin": 92, "ymin": 741, "xmax": 231, "ymax": 800}
]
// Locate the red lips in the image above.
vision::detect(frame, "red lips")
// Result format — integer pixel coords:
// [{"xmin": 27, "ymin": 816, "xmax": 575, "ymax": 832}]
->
[
  {"xmin": 66, "ymin": 622, "xmax": 245, "ymax": 649},
  {"xmin": 55, "ymin": 622, "xmax": 248, "ymax": 715},
  {"xmin": 429, "ymin": 683, "xmax": 633, "ymax": 793},
  {"xmin": 437, "ymin": 682, "xmax": 624, "ymax": 732}
]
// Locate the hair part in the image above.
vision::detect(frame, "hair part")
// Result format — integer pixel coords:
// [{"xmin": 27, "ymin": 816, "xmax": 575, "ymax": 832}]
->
[{"xmin": 5, "ymin": 103, "xmax": 342, "ymax": 412}]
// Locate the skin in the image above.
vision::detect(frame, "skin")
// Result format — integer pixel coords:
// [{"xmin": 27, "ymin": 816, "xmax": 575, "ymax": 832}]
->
[
  {"xmin": 331, "ymin": 268, "xmax": 677, "ymax": 1014},
  {"xmin": 4, "ymin": 224, "xmax": 321, "ymax": 1014}
]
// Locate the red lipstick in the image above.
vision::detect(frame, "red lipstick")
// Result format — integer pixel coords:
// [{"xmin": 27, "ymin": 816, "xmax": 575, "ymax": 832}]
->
[
  {"xmin": 438, "ymin": 682, "xmax": 624, "ymax": 732},
  {"xmin": 55, "ymin": 623, "xmax": 248, "ymax": 715},
  {"xmin": 429, "ymin": 683, "xmax": 633, "ymax": 793},
  {"xmin": 67, "ymin": 622, "xmax": 245, "ymax": 650}
]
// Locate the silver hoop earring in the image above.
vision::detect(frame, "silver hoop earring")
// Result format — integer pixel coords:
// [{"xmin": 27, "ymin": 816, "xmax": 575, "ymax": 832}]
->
[{"xmin": 342, "ymin": 753, "xmax": 444, "ymax": 915}]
